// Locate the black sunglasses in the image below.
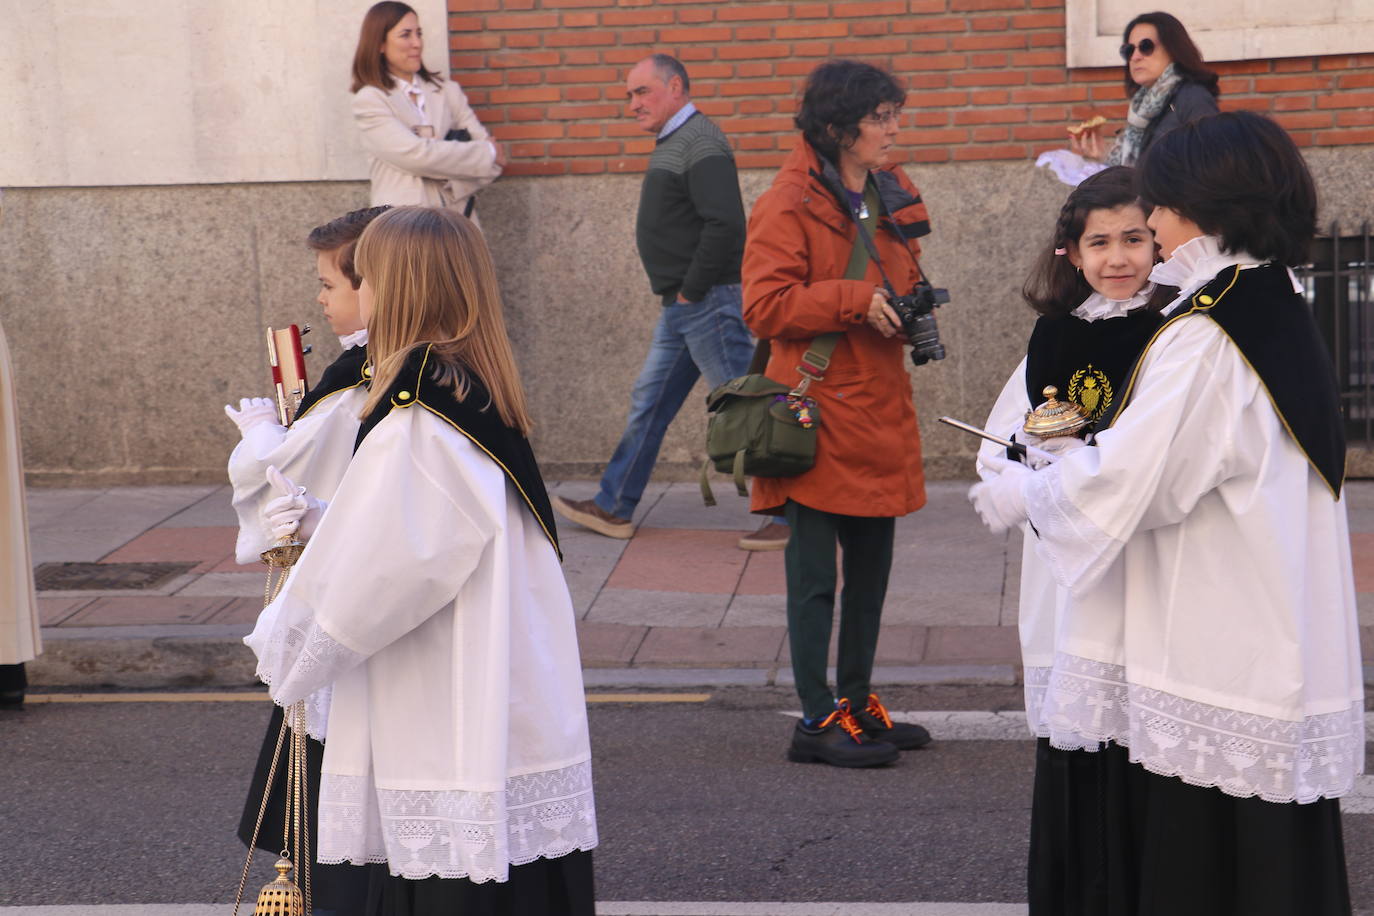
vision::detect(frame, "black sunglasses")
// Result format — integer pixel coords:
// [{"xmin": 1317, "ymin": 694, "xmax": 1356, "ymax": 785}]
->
[{"xmin": 1119, "ymin": 37, "xmax": 1156, "ymax": 61}]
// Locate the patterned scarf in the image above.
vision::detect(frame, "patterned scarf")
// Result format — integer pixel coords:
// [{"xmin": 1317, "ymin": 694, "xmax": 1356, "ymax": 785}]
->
[{"xmin": 1106, "ymin": 63, "xmax": 1183, "ymax": 166}]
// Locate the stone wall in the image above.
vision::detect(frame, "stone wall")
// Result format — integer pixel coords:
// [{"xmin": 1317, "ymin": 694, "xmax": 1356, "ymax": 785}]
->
[{"xmin": 4, "ymin": 145, "xmax": 1373, "ymax": 486}]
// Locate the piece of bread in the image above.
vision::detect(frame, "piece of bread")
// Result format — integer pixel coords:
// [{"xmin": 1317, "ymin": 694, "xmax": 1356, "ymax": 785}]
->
[{"xmin": 1066, "ymin": 115, "xmax": 1107, "ymax": 137}]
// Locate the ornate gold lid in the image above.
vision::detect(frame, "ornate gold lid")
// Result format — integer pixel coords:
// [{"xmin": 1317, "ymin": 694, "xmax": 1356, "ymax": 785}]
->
[{"xmin": 1023, "ymin": 386, "xmax": 1090, "ymax": 439}]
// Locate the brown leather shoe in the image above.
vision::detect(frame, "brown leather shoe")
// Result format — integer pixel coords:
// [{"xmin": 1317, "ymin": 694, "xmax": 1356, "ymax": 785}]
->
[
  {"xmin": 551, "ymin": 494, "xmax": 633, "ymax": 539},
  {"xmin": 738, "ymin": 520, "xmax": 789, "ymax": 551}
]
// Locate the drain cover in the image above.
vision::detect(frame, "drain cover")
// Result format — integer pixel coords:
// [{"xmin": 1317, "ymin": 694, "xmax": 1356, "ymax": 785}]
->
[{"xmin": 33, "ymin": 561, "xmax": 198, "ymax": 591}]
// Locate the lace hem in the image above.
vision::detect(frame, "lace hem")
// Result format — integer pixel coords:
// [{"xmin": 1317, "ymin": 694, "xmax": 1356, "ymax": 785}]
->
[
  {"xmin": 317, "ymin": 759, "xmax": 598, "ymax": 883},
  {"xmin": 1026, "ymin": 652, "xmax": 1365, "ymax": 804},
  {"xmin": 1023, "ymin": 464, "xmax": 1123, "ymax": 595}
]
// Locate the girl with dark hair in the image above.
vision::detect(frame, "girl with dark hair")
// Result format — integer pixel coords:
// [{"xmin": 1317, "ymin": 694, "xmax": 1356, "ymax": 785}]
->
[
  {"xmin": 977, "ymin": 167, "xmax": 1168, "ymax": 759},
  {"xmin": 1045, "ymin": 11, "xmax": 1218, "ymax": 185},
  {"xmin": 350, "ymin": 2, "xmax": 506, "ymax": 213},
  {"xmin": 972, "ymin": 111, "xmax": 1360, "ymax": 915},
  {"xmin": 743, "ymin": 59, "xmax": 934, "ymax": 768}
]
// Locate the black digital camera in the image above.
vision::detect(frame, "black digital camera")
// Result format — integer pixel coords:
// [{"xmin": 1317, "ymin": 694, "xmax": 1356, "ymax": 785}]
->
[{"xmin": 889, "ymin": 279, "xmax": 952, "ymax": 366}]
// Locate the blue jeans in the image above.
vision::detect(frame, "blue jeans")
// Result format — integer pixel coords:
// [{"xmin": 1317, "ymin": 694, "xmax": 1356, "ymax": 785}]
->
[{"xmin": 595, "ymin": 283, "xmax": 755, "ymax": 520}]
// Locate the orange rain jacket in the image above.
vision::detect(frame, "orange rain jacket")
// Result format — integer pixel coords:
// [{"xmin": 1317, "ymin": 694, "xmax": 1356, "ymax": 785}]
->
[{"xmin": 742, "ymin": 137, "xmax": 930, "ymax": 518}]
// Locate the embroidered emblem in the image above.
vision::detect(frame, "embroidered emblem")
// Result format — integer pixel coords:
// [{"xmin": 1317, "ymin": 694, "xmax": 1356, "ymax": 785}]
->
[{"xmin": 1067, "ymin": 364, "xmax": 1113, "ymax": 420}]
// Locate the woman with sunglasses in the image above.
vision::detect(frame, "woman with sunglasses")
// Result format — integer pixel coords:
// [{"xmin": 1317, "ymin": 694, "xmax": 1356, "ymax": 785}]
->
[{"xmin": 1071, "ymin": 12, "xmax": 1219, "ymax": 167}]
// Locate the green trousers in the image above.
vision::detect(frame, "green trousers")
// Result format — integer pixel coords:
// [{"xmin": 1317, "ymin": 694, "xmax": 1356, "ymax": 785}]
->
[{"xmin": 783, "ymin": 500, "xmax": 895, "ymax": 720}]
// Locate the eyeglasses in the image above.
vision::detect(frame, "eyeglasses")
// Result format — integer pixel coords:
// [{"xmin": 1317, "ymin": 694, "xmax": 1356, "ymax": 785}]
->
[
  {"xmin": 1119, "ymin": 37, "xmax": 1156, "ymax": 61},
  {"xmin": 861, "ymin": 109, "xmax": 902, "ymax": 127}
]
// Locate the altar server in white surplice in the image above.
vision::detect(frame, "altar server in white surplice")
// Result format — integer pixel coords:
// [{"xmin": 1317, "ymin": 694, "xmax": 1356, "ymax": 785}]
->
[
  {"xmin": 971, "ymin": 112, "xmax": 1362, "ymax": 916},
  {"xmin": 246, "ymin": 207, "xmax": 595, "ymax": 916},
  {"xmin": 228, "ymin": 207, "xmax": 392, "ymax": 916}
]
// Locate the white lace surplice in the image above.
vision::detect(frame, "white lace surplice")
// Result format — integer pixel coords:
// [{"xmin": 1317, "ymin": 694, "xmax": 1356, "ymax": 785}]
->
[
  {"xmin": 1017, "ymin": 308, "xmax": 1364, "ymax": 803},
  {"xmin": 977, "ymin": 292, "xmax": 1150, "ymax": 740},
  {"xmin": 245, "ymin": 407, "xmax": 596, "ymax": 881}
]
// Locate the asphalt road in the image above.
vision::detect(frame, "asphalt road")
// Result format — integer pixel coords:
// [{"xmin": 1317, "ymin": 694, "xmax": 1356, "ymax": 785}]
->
[{"xmin": 0, "ymin": 686, "xmax": 1370, "ymax": 909}]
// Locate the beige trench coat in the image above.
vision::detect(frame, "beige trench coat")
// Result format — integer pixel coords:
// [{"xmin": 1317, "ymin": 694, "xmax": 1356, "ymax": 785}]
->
[
  {"xmin": 352, "ymin": 77, "xmax": 502, "ymax": 211},
  {"xmin": 0, "ymin": 317, "xmax": 39, "ymax": 666}
]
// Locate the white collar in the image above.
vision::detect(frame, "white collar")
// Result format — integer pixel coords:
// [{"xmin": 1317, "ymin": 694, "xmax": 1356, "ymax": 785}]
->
[
  {"xmin": 1070, "ymin": 283, "xmax": 1156, "ymax": 322},
  {"xmin": 338, "ymin": 328, "xmax": 368, "ymax": 350},
  {"xmin": 1149, "ymin": 235, "xmax": 1300, "ymax": 315},
  {"xmin": 658, "ymin": 102, "xmax": 697, "ymax": 139}
]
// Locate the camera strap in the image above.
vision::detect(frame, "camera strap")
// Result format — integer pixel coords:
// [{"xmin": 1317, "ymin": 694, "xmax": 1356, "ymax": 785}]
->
[{"xmin": 843, "ymin": 174, "xmax": 938, "ymax": 294}]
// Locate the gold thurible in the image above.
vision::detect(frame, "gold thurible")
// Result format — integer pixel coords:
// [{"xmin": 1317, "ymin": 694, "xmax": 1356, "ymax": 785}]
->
[
  {"xmin": 1023, "ymin": 385, "xmax": 1091, "ymax": 440},
  {"xmin": 252, "ymin": 857, "xmax": 307, "ymax": 916}
]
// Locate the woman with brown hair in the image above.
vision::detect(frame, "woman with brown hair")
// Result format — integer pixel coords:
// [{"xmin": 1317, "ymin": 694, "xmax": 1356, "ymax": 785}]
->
[
  {"xmin": 1078, "ymin": 11, "xmax": 1220, "ymax": 165},
  {"xmin": 1044, "ymin": 11, "xmax": 1219, "ymax": 185},
  {"xmin": 246, "ymin": 207, "xmax": 595, "ymax": 915},
  {"xmin": 350, "ymin": 2, "xmax": 506, "ymax": 214},
  {"xmin": 742, "ymin": 60, "xmax": 934, "ymax": 768}
]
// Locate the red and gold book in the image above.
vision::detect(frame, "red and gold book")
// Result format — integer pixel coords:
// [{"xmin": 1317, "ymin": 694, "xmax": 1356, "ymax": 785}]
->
[{"xmin": 265, "ymin": 324, "xmax": 310, "ymax": 426}]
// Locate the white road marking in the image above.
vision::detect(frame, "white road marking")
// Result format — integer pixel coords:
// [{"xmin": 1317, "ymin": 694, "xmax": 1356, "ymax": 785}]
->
[
  {"xmin": 24, "ymin": 691, "xmax": 711, "ymax": 705},
  {"xmin": 780, "ymin": 710, "xmax": 1374, "ymax": 749},
  {"xmin": 0, "ymin": 905, "xmax": 1031, "ymax": 916}
]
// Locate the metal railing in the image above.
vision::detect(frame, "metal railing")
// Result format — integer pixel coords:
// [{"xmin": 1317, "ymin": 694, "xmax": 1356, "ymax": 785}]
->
[{"xmin": 1296, "ymin": 222, "xmax": 1374, "ymax": 444}]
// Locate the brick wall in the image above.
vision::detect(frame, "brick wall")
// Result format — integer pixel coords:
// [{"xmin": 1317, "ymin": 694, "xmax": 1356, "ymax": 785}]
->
[{"xmin": 451, "ymin": 0, "xmax": 1374, "ymax": 176}]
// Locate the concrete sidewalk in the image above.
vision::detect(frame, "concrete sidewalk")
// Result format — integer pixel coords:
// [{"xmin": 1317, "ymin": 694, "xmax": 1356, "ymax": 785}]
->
[{"xmin": 23, "ymin": 480, "xmax": 1374, "ymax": 689}]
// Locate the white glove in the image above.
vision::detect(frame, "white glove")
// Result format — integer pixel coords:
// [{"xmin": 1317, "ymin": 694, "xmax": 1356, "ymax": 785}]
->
[
  {"xmin": 225, "ymin": 398, "xmax": 280, "ymax": 435},
  {"xmin": 968, "ymin": 452, "xmax": 1033, "ymax": 534},
  {"xmin": 263, "ymin": 465, "xmax": 327, "ymax": 542},
  {"xmin": 1022, "ymin": 432, "xmax": 1088, "ymax": 470}
]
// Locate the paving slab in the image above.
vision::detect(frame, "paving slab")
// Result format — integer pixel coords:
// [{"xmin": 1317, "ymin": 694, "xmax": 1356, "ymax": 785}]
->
[
  {"xmin": 1353, "ymin": 532, "xmax": 1374, "ymax": 593},
  {"xmin": 1359, "ymin": 594, "xmax": 1374, "ymax": 628},
  {"xmin": 206, "ymin": 597, "xmax": 267, "ymax": 624},
  {"xmin": 177, "ymin": 572, "xmax": 266, "ymax": 598},
  {"xmin": 37, "ymin": 486, "xmax": 215, "ymax": 532},
  {"xmin": 606, "ymin": 527, "xmax": 747, "ymax": 595},
  {"xmin": 736, "ymin": 550, "xmax": 785, "ymax": 596},
  {"xmin": 23, "ymin": 488, "xmax": 103, "ymax": 528},
  {"xmin": 36, "ymin": 597, "xmax": 94, "ymax": 626},
  {"xmin": 159, "ymin": 485, "xmax": 238, "ymax": 527},
  {"xmin": 580, "ymin": 668, "xmax": 773, "ymax": 688},
  {"xmin": 1000, "ymin": 528, "xmax": 1024, "ymax": 626},
  {"xmin": 99, "ymin": 525, "xmax": 237, "ymax": 572},
  {"xmin": 584, "ymin": 588, "xmax": 729, "ymax": 627},
  {"xmin": 29, "ymin": 528, "xmax": 160, "ymax": 564},
  {"xmin": 634, "ymin": 626, "xmax": 786, "ymax": 666},
  {"xmin": 638, "ymin": 481, "xmax": 761, "ymax": 531},
  {"xmin": 721, "ymin": 593, "xmax": 787, "ymax": 627},
  {"xmin": 776, "ymin": 664, "xmax": 1020, "ymax": 687},
  {"xmin": 559, "ymin": 528, "xmax": 630, "ymax": 616},
  {"xmin": 874, "ymin": 625, "xmax": 929, "ymax": 666},
  {"xmin": 62, "ymin": 596, "xmax": 233, "ymax": 627},
  {"xmin": 576, "ymin": 621, "xmax": 648, "ymax": 667},
  {"xmin": 549, "ymin": 479, "xmax": 670, "ymax": 527},
  {"xmin": 924, "ymin": 625, "xmax": 1022, "ymax": 665}
]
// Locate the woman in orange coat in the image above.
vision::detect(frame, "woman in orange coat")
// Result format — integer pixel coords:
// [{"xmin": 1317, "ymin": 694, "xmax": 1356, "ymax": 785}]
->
[{"xmin": 742, "ymin": 60, "xmax": 934, "ymax": 768}]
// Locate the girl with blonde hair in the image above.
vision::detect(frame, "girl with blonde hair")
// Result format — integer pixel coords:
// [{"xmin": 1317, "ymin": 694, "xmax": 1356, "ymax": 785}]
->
[{"xmin": 247, "ymin": 207, "xmax": 596, "ymax": 915}]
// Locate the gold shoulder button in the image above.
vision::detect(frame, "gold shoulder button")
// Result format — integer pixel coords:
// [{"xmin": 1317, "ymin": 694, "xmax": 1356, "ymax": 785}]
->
[
  {"xmin": 1198, "ymin": 294, "xmax": 1214, "ymax": 305},
  {"xmin": 362, "ymin": 365, "xmax": 373, "ymax": 377},
  {"xmin": 397, "ymin": 390, "xmax": 412, "ymax": 401}
]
